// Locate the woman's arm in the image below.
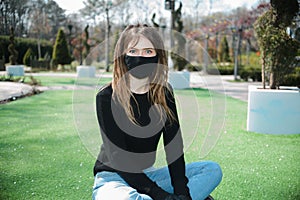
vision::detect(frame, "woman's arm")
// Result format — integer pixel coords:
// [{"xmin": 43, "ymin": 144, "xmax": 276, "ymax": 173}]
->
[
  {"xmin": 163, "ymin": 86, "xmax": 191, "ymax": 198},
  {"xmin": 95, "ymin": 87, "xmax": 171, "ymax": 199}
]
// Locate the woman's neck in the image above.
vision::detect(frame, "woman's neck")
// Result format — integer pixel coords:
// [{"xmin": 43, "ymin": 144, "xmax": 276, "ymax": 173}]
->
[{"xmin": 129, "ymin": 75, "xmax": 150, "ymax": 94}]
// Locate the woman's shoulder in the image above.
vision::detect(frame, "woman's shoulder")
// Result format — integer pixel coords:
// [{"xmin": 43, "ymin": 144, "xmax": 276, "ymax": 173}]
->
[
  {"xmin": 97, "ymin": 83, "xmax": 113, "ymax": 99},
  {"xmin": 164, "ymin": 82, "xmax": 175, "ymax": 98}
]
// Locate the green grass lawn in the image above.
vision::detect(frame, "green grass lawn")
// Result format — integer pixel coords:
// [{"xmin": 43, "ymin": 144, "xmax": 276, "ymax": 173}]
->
[
  {"xmin": 32, "ymin": 76, "xmax": 112, "ymax": 86},
  {"xmin": 0, "ymin": 76, "xmax": 299, "ymax": 199}
]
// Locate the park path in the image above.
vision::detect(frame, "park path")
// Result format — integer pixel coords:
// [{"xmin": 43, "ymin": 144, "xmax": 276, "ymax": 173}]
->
[
  {"xmin": 0, "ymin": 71, "xmax": 261, "ymax": 103},
  {"xmin": 189, "ymin": 73, "xmax": 261, "ymax": 102}
]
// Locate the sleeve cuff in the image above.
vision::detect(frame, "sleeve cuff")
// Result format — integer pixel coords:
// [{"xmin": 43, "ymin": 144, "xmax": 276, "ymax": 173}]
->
[
  {"xmin": 173, "ymin": 181, "xmax": 190, "ymax": 196},
  {"xmin": 149, "ymin": 186, "xmax": 170, "ymax": 200}
]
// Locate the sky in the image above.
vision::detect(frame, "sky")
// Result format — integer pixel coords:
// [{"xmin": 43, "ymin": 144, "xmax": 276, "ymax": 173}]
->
[
  {"xmin": 54, "ymin": 0, "xmax": 262, "ymax": 14},
  {"xmin": 54, "ymin": 0, "xmax": 85, "ymax": 13}
]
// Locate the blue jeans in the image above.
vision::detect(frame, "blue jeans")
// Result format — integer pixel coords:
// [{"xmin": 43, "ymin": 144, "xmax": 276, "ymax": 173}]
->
[{"xmin": 92, "ymin": 161, "xmax": 222, "ymax": 200}]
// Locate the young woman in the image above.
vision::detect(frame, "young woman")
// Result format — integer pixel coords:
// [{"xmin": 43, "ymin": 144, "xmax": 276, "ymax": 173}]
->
[{"xmin": 92, "ymin": 24, "xmax": 222, "ymax": 200}]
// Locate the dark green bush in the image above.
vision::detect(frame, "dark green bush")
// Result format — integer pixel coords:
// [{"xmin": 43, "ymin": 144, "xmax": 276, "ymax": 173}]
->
[
  {"xmin": 239, "ymin": 64, "xmax": 299, "ymax": 86},
  {"xmin": 281, "ymin": 73, "xmax": 300, "ymax": 87},
  {"xmin": 240, "ymin": 65, "xmax": 262, "ymax": 81},
  {"xmin": 281, "ymin": 66, "xmax": 300, "ymax": 87},
  {"xmin": 186, "ymin": 63, "xmax": 202, "ymax": 71},
  {"xmin": 207, "ymin": 64, "xmax": 234, "ymax": 75},
  {"xmin": 31, "ymin": 60, "xmax": 50, "ymax": 70},
  {"xmin": 0, "ymin": 36, "xmax": 53, "ymax": 65}
]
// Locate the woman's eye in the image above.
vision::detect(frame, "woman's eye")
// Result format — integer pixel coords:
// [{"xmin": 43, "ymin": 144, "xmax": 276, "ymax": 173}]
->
[
  {"xmin": 128, "ymin": 49, "xmax": 136, "ymax": 54},
  {"xmin": 145, "ymin": 50, "xmax": 153, "ymax": 54},
  {"xmin": 144, "ymin": 49, "xmax": 156, "ymax": 56}
]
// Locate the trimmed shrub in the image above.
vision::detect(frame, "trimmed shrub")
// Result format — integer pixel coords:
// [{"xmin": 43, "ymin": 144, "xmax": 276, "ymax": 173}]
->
[
  {"xmin": 8, "ymin": 27, "xmax": 18, "ymax": 65},
  {"xmin": 207, "ymin": 64, "xmax": 234, "ymax": 75},
  {"xmin": 240, "ymin": 65, "xmax": 262, "ymax": 81},
  {"xmin": 52, "ymin": 29, "xmax": 72, "ymax": 68},
  {"xmin": 281, "ymin": 73, "xmax": 300, "ymax": 87},
  {"xmin": 23, "ymin": 48, "xmax": 35, "ymax": 66},
  {"xmin": 281, "ymin": 66, "xmax": 300, "ymax": 87}
]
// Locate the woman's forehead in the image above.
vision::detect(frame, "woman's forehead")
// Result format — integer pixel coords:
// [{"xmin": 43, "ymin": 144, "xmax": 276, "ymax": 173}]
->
[{"xmin": 127, "ymin": 36, "xmax": 154, "ymax": 49}]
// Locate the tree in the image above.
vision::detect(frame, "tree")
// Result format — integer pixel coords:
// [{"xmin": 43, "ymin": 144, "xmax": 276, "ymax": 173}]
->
[
  {"xmin": 71, "ymin": 36, "xmax": 83, "ymax": 65},
  {"xmin": 52, "ymin": 29, "xmax": 72, "ymax": 69},
  {"xmin": 27, "ymin": 0, "xmax": 66, "ymax": 40},
  {"xmin": 44, "ymin": 0, "xmax": 67, "ymax": 37},
  {"xmin": 254, "ymin": 0, "xmax": 299, "ymax": 89},
  {"xmin": 0, "ymin": 0, "xmax": 29, "ymax": 36},
  {"xmin": 28, "ymin": 7, "xmax": 50, "ymax": 59},
  {"xmin": 82, "ymin": 25, "xmax": 92, "ymax": 65},
  {"xmin": 8, "ymin": 27, "xmax": 18, "ymax": 65},
  {"xmin": 80, "ymin": 0, "xmax": 106, "ymax": 25},
  {"xmin": 151, "ymin": 1, "xmax": 188, "ymax": 71},
  {"xmin": 171, "ymin": 2, "xmax": 188, "ymax": 71},
  {"xmin": 0, "ymin": 0, "xmax": 67, "ymax": 41},
  {"xmin": 218, "ymin": 36, "xmax": 230, "ymax": 62}
]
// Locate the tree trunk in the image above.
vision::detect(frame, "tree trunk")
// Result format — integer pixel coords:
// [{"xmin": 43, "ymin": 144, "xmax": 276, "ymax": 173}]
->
[
  {"xmin": 261, "ymin": 51, "xmax": 266, "ymax": 89},
  {"xmin": 37, "ymin": 38, "xmax": 41, "ymax": 59},
  {"xmin": 269, "ymin": 72, "xmax": 276, "ymax": 89}
]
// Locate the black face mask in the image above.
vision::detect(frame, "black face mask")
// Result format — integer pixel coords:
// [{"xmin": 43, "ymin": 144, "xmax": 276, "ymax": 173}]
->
[{"xmin": 124, "ymin": 55, "xmax": 159, "ymax": 79}]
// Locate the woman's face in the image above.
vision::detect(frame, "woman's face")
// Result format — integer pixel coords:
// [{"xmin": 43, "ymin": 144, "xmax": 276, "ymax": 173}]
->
[
  {"xmin": 124, "ymin": 36, "xmax": 159, "ymax": 80},
  {"xmin": 125, "ymin": 36, "xmax": 157, "ymax": 57}
]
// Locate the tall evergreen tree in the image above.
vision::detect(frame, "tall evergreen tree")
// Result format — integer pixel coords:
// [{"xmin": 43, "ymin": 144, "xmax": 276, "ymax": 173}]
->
[
  {"xmin": 52, "ymin": 28, "xmax": 72, "ymax": 68},
  {"xmin": 218, "ymin": 36, "xmax": 230, "ymax": 62}
]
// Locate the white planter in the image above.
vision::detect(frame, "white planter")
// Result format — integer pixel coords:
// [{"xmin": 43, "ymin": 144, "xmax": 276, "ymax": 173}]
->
[
  {"xmin": 6, "ymin": 65, "xmax": 25, "ymax": 76},
  {"xmin": 247, "ymin": 85, "xmax": 300, "ymax": 134},
  {"xmin": 168, "ymin": 71, "xmax": 190, "ymax": 89},
  {"xmin": 76, "ymin": 66, "xmax": 96, "ymax": 78}
]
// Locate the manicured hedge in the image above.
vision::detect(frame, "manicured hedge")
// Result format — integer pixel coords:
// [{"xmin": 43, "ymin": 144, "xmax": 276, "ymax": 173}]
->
[
  {"xmin": 239, "ymin": 65, "xmax": 262, "ymax": 81},
  {"xmin": 240, "ymin": 64, "xmax": 300, "ymax": 86},
  {"xmin": 282, "ymin": 73, "xmax": 300, "ymax": 87},
  {"xmin": 207, "ymin": 64, "xmax": 234, "ymax": 75},
  {"xmin": 281, "ymin": 66, "xmax": 300, "ymax": 87},
  {"xmin": 0, "ymin": 35, "xmax": 53, "ymax": 65}
]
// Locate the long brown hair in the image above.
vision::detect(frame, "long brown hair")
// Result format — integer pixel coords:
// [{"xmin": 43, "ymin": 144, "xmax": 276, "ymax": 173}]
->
[{"xmin": 112, "ymin": 24, "xmax": 175, "ymax": 124}]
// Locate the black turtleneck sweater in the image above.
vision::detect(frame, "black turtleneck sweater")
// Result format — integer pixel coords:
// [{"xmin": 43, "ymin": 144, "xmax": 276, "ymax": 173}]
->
[{"xmin": 93, "ymin": 84, "xmax": 190, "ymax": 200}]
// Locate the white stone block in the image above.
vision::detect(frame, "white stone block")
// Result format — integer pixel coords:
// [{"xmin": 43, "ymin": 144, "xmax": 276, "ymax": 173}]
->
[
  {"xmin": 168, "ymin": 71, "xmax": 190, "ymax": 89},
  {"xmin": 76, "ymin": 66, "xmax": 96, "ymax": 78},
  {"xmin": 247, "ymin": 85, "xmax": 300, "ymax": 134},
  {"xmin": 6, "ymin": 65, "xmax": 25, "ymax": 76}
]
